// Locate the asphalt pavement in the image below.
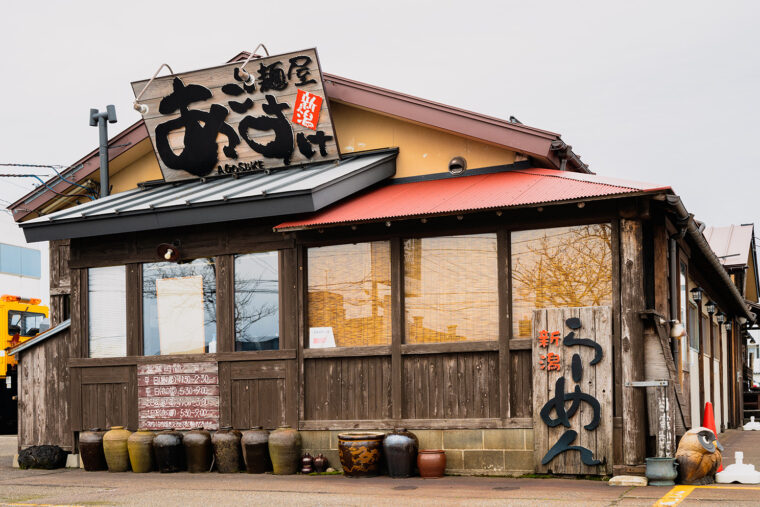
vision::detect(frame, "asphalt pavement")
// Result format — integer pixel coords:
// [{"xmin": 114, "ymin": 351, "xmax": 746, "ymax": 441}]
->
[{"xmin": 2, "ymin": 431, "xmax": 760, "ymax": 506}]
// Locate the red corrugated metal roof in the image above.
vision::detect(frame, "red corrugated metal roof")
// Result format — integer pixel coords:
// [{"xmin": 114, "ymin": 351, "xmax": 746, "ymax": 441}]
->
[{"xmin": 275, "ymin": 168, "xmax": 671, "ymax": 231}]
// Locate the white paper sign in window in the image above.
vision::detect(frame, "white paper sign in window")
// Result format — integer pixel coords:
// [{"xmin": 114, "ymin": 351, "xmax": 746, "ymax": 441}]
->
[
  {"xmin": 156, "ymin": 275, "xmax": 205, "ymax": 355},
  {"xmin": 88, "ymin": 266, "xmax": 127, "ymax": 358},
  {"xmin": 309, "ymin": 327, "xmax": 336, "ymax": 348}
]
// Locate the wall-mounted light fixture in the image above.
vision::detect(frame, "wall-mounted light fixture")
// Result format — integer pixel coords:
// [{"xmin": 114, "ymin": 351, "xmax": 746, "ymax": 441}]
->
[
  {"xmin": 157, "ymin": 241, "xmax": 182, "ymax": 263},
  {"xmin": 705, "ymin": 300, "xmax": 716, "ymax": 315},
  {"xmin": 716, "ymin": 312, "xmax": 726, "ymax": 324},
  {"xmin": 725, "ymin": 321, "xmax": 733, "ymax": 332},
  {"xmin": 690, "ymin": 287, "xmax": 704, "ymax": 302}
]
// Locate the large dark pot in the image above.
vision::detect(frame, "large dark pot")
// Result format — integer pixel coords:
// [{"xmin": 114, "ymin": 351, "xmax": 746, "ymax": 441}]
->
[
  {"xmin": 184, "ymin": 428, "xmax": 212, "ymax": 473},
  {"xmin": 268, "ymin": 426, "xmax": 301, "ymax": 475},
  {"xmin": 127, "ymin": 429, "xmax": 155, "ymax": 473},
  {"xmin": 338, "ymin": 432, "xmax": 384, "ymax": 477},
  {"xmin": 79, "ymin": 428, "xmax": 107, "ymax": 471},
  {"xmin": 241, "ymin": 427, "xmax": 271, "ymax": 473},
  {"xmin": 417, "ymin": 450, "xmax": 446, "ymax": 478},
  {"xmin": 212, "ymin": 427, "xmax": 242, "ymax": 473},
  {"xmin": 154, "ymin": 429, "xmax": 185, "ymax": 473},
  {"xmin": 103, "ymin": 426, "xmax": 132, "ymax": 472},
  {"xmin": 383, "ymin": 428, "xmax": 418, "ymax": 478}
]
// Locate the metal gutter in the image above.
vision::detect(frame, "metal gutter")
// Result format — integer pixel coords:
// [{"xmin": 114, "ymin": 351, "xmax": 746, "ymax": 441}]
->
[
  {"xmin": 665, "ymin": 194, "xmax": 753, "ymax": 321},
  {"xmin": 8, "ymin": 319, "xmax": 71, "ymax": 356}
]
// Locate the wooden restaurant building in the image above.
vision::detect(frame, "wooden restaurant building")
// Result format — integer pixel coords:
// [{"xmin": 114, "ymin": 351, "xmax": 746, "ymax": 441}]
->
[{"xmin": 7, "ymin": 49, "xmax": 758, "ymax": 476}]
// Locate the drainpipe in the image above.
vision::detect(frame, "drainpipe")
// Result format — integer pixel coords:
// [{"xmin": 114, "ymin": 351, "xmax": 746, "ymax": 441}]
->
[
  {"xmin": 89, "ymin": 106, "xmax": 117, "ymax": 198},
  {"xmin": 550, "ymin": 140, "xmax": 589, "ymax": 173}
]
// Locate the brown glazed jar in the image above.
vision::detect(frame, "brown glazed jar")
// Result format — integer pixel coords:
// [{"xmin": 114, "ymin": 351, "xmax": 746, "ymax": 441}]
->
[
  {"xmin": 79, "ymin": 428, "xmax": 107, "ymax": 471},
  {"xmin": 153, "ymin": 429, "xmax": 185, "ymax": 473},
  {"xmin": 241, "ymin": 427, "xmax": 271, "ymax": 473},
  {"xmin": 268, "ymin": 426, "xmax": 301, "ymax": 475},
  {"xmin": 127, "ymin": 429, "xmax": 155, "ymax": 473},
  {"xmin": 212, "ymin": 427, "xmax": 242, "ymax": 473},
  {"xmin": 184, "ymin": 428, "xmax": 212, "ymax": 473},
  {"xmin": 383, "ymin": 428, "xmax": 419, "ymax": 478},
  {"xmin": 338, "ymin": 432, "xmax": 385, "ymax": 477},
  {"xmin": 313, "ymin": 453, "xmax": 328, "ymax": 473},
  {"xmin": 417, "ymin": 449, "xmax": 446, "ymax": 478}
]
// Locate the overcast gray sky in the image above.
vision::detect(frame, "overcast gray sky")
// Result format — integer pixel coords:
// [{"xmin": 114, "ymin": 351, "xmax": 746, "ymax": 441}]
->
[{"xmin": 1, "ymin": 0, "xmax": 758, "ymax": 232}]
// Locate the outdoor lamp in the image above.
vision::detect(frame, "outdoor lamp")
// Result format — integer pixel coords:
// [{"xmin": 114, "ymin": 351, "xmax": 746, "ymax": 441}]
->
[
  {"xmin": 717, "ymin": 312, "xmax": 726, "ymax": 324},
  {"xmin": 705, "ymin": 300, "xmax": 716, "ymax": 315},
  {"xmin": 690, "ymin": 287, "xmax": 704, "ymax": 302},
  {"xmin": 726, "ymin": 321, "xmax": 733, "ymax": 332}
]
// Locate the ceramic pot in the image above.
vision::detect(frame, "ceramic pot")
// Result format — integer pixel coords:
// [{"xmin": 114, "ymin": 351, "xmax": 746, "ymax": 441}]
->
[
  {"xmin": 212, "ymin": 427, "xmax": 242, "ymax": 473},
  {"xmin": 184, "ymin": 428, "xmax": 212, "ymax": 473},
  {"xmin": 417, "ymin": 450, "xmax": 446, "ymax": 478},
  {"xmin": 154, "ymin": 429, "xmax": 185, "ymax": 473},
  {"xmin": 338, "ymin": 432, "xmax": 384, "ymax": 477},
  {"xmin": 103, "ymin": 426, "xmax": 132, "ymax": 472},
  {"xmin": 646, "ymin": 457, "xmax": 679, "ymax": 486},
  {"xmin": 241, "ymin": 427, "xmax": 271, "ymax": 474},
  {"xmin": 127, "ymin": 429, "xmax": 155, "ymax": 473},
  {"xmin": 79, "ymin": 428, "xmax": 107, "ymax": 472},
  {"xmin": 301, "ymin": 453, "xmax": 314, "ymax": 474},
  {"xmin": 269, "ymin": 426, "xmax": 301, "ymax": 475},
  {"xmin": 313, "ymin": 453, "xmax": 328, "ymax": 473},
  {"xmin": 383, "ymin": 428, "xmax": 419, "ymax": 478}
]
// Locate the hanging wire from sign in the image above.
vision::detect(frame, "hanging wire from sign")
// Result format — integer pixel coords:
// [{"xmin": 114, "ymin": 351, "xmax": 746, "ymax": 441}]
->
[
  {"xmin": 0, "ymin": 173, "xmax": 96, "ymax": 200},
  {"xmin": 236, "ymin": 44, "xmax": 270, "ymax": 85},
  {"xmin": 0, "ymin": 163, "xmax": 97, "ymax": 200},
  {"xmin": 133, "ymin": 63, "xmax": 175, "ymax": 115}
]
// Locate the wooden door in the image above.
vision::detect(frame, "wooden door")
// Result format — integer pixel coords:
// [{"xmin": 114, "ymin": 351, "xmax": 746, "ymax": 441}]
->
[{"xmin": 72, "ymin": 365, "xmax": 136, "ymax": 431}]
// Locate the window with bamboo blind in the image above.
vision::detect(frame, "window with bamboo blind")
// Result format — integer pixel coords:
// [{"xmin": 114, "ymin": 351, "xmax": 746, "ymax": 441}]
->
[
  {"xmin": 404, "ymin": 234, "xmax": 498, "ymax": 343},
  {"xmin": 307, "ymin": 242, "xmax": 391, "ymax": 347},
  {"xmin": 511, "ymin": 224, "xmax": 612, "ymax": 339}
]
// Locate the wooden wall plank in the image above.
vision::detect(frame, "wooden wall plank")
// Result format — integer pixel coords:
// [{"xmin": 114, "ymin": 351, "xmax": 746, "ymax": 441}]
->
[
  {"xmin": 498, "ymin": 230, "xmax": 511, "ymax": 418},
  {"xmin": 620, "ymin": 219, "xmax": 647, "ymax": 465}
]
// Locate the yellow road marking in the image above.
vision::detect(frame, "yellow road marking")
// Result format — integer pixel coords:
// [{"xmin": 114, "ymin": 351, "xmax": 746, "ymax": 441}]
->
[
  {"xmin": 654, "ymin": 484, "xmax": 760, "ymax": 506},
  {"xmin": 653, "ymin": 485, "xmax": 695, "ymax": 506}
]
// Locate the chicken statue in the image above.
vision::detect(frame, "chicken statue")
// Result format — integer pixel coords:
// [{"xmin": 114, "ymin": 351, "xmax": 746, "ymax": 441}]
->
[{"xmin": 675, "ymin": 427, "xmax": 724, "ymax": 485}]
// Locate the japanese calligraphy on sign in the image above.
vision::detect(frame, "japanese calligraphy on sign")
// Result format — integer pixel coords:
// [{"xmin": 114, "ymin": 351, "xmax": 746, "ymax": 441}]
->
[
  {"xmin": 532, "ymin": 306, "xmax": 612, "ymax": 475},
  {"xmin": 137, "ymin": 362, "xmax": 220, "ymax": 430},
  {"xmin": 131, "ymin": 48, "xmax": 339, "ymax": 183}
]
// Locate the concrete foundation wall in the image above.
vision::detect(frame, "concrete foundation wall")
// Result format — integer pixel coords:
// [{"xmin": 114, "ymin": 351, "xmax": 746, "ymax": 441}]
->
[{"xmin": 301, "ymin": 428, "xmax": 534, "ymax": 476}]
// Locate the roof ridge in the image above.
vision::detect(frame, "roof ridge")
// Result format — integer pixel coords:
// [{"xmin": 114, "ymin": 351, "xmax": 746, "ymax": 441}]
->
[{"xmin": 512, "ymin": 169, "xmax": 642, "ymax": 192}]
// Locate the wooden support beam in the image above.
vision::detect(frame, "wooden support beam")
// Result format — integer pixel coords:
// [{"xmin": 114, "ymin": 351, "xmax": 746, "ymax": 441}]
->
[{"xmin": 620, "ymin": 219, "xmax": 647, "ymax": 465}]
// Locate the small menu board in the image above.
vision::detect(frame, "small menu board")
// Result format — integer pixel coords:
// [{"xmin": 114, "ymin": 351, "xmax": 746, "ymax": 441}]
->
[{"xmin": 137, "ymin": 362, "xmax": 219, "ymax": 430}]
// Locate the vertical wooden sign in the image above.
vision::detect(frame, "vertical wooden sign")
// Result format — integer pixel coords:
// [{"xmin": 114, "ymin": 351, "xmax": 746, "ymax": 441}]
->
[
  {"xmin": 137, "ymin": 362, "xmax": 220, "ymax": 430},
  {"xmin": 532, "ymin": 306, "xmax": 612, "ymax": 475}
]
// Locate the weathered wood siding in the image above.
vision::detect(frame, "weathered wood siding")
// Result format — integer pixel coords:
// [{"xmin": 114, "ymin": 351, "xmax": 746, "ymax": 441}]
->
[
  {"xmin": 17, "ymin": 329, "xmax": 73, "ymax": 451},
  {"xmin": 228, "ymin": 360, "xmax": 290, "ymax": 429},
  {"xmin": 74, "ymin": 365, "xmax": 135, "ymax": 431},
  {"xmin": 402, "ymin": 352, "xmax": 499, "ymax": 420},
  {"xmin": 304, "ymin": 357, "xmax": 392, "ymax": 420}
]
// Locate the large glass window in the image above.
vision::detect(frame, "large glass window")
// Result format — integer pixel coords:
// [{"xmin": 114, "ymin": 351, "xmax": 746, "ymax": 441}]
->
[
  {"xmin": 0, "ymin": 243, "xmax": 40, "ymax": 278},
  {"xmin": 307, "ymin": 242, "xmax": 391, "ymax": 347},
  {"xmin": 143, "ymin": 259, "xmax": 217, "ymax": 356},
  {"xmin": 404, "ymin": 234, "xmax": 498, "ymax": 343},
  {"xmin": 511, "ymin": 224, "xmax": 612, "ymax": 338},
  {"xmin": 679, "ymin": 263, "xmax": 689, "ymax": 370},
  {"xmin": 688, "ymin": 301, "xmax": 699, "ymax": 351},
  {"xmin": 88, "ymin": 266, "xmax": 127, "ymax": 358},
  {"xmin": 234, "ymin": 252, "xmax": 279, "ymax": 351}
]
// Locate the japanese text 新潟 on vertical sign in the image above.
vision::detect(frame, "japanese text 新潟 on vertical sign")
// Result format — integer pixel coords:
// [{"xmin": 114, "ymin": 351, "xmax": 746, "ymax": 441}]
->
[{"xmin": 131, "ymin": 48, "xmax": 340, "ymax": 183}]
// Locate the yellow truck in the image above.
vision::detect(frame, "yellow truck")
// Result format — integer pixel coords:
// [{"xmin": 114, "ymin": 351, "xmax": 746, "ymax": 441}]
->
[{"xmin": 1, "ymin": 294, "xmax": 48, "ymax": 433}]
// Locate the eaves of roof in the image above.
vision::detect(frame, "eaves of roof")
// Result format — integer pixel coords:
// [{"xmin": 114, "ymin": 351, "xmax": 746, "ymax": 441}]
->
[{"xmin": 8, "ymin": 55, "xmax": 589, "ymax": 222}]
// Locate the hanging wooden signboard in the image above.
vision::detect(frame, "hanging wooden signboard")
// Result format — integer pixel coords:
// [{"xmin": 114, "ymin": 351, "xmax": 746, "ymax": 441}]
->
[
  {"xmin": 137, "ymin": 362, "xmax": 220, "ymax": 430},
  {"xmin": 131, "ymin": 48, "xmax": 340, "ymax": 183},
  {"xmin": 531, "ymin": 306, "xmax": 613, "ymax": 475}
]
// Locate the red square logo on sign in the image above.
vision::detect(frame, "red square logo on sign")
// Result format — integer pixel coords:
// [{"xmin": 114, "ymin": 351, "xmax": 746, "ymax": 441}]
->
[{"xmin": 292, "ymin": 89, "xmax": 323, "ymax": 131}]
